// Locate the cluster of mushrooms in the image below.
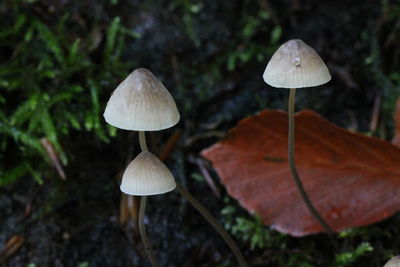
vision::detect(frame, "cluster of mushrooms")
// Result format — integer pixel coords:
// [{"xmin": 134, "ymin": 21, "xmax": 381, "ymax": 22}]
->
[
  {"xmin": 103, "ymin": 40, "xmax": 398, "ymax": 266},
  {"xmin": 104, "ymin": 68, "xmax": 179, "ymax": 196},
  {"xmin": 104, "ymin": 69, "xmax": 180, "ymax": 266},
  {"xmin": 103, "ymin": 69, "xmax": 247, "ymax": 266}
]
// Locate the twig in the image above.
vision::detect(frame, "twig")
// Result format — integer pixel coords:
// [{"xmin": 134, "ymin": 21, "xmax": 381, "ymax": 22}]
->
[
  {"xmin": 158, "ymin": 130, "xmax": 182, "ymax": 161},
  {"xmin": 40, "ymin": 137, "xmax": 66, "ymax": 180},
  {"xmin": 369, "ymin": 93, "xmax": 381, "ymax": 132},
  {"xmin": 0, "ymin": 235, "xmax": 25, "ymax": 263},
  {"xmin": 184, "ymin": 131, "xmax": 226, "ymax": 148},
  {"xmin": 392, "ymin": 97, "xmax": 400, "ymax": 147},
  {"xmin": 189, "ymin": 155, "xmax": 221, "ymax": 198}
]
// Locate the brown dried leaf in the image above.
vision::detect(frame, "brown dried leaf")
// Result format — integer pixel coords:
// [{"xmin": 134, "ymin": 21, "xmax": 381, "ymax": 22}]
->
[{"xmin": 202, "ymin": 110, "xmax": 400, "ymax": 236}]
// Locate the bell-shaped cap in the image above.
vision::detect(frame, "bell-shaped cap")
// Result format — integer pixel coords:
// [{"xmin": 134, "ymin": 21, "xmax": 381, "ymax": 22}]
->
[
  {"xmin": 384, "ymin": 256, "xmax": 400, "ymax": 267},
  {"xmin": 104, "ymin": 68, "xmax": 180, "ymax": 131},
  {"xmin": 263, "ymin": 39, "xmax": 331, "ymax": 88},
  {"xmin": 120, "ymin": 151, "xmax": 176, "ymax": 196}
]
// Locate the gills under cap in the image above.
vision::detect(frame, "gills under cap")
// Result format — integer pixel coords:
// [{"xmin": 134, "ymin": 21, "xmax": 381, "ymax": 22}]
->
[
  {"xmin": 120, "ymin": 151, "xmax": 176, "ymax": 196},
  {"xmin": 263, "ymin": 39, "xmax": 331, "ymax": 88},
  {"xmin": 104, "ymin": 68, "xmax": 180, "ymax": 131}
]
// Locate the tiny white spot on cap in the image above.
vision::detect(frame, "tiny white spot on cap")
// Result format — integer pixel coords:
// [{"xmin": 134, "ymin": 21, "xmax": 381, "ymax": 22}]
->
[{"xmin": 293, "ymin": 57, "xmax": 301, "ymax": 67}]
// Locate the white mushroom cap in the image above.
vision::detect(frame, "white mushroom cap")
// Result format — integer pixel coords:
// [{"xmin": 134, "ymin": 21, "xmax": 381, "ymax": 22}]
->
[
  {"xmin": 120, "ymin": 151, "xmax": 176, "ymax": 196},
  {"xmin": 384, "ymin": 256, "xmax": 400, "ymax": 267},
  {"xmin": 104, "ymin": 68, "xmax": 180, "ymax": 131},
  {"xmin": 263, "ymin": 39, "xmax": 331, "ymax": 88}
]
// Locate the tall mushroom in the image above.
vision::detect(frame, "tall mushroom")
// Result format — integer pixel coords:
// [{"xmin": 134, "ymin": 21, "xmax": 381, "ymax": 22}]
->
[
  {"xmin": 104, "ymin": 68, "xmax": 248, "ymax": 267},
  {"xmin": 263, "ymin": 39, "xmax": 333, "ymax": 234}
]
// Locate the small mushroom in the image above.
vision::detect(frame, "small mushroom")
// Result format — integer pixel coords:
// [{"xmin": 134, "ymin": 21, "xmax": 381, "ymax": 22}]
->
[
  {"xmin": 384, "ymin": 256, "xmax": 400, "ymax": 267},
  {"xmin": 120, "ymin": 151, "xmax": 176, "ymax": 196},
  {"xmin": 103, "ymin": 68, "xmax": 180, "ymax": 131},
  {"xmin": 263, "ymin": 39, "xmax": 333, "ymax": 234}
]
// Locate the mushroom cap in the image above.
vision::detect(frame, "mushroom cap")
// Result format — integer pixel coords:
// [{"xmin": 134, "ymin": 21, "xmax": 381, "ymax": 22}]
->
[
  {"xmin": 263, "ymin": 39, "xmax": 331, "ymax": 88},
  {"xmin": 384, "ymin": 256, "xmax": 400, "ymax": 267},
  {"xmin": 120, "ymin": 151, "xmax": 176, "ymax": 196},
  {"xmin": 104, "ymin": 68, "xmax": 180, "ymax": 131}
]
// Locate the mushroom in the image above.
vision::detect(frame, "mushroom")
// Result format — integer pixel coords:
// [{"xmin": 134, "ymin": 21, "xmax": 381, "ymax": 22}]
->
[
  {"xmin": 384, "ymin": 256, "xmax": 400, "ymax": 267},
  {"xmin": 263, "ymin": 39, "xmax": 333, "ymax": 234},
  {"xmin": 103, "ymin": 68, "xmax": 180, "ymax": 131},
  {"xmin": 120, "ymin": 151, "xmax": 176, "ymax": 196},
  {"xmin": 263, "ymin": 39, "xmax": 330, "ymax": 88}
]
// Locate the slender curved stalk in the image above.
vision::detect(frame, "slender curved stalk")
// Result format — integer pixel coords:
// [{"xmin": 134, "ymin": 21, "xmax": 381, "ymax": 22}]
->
[
  {"xmin": 139, "ymin": 131, "xmax": 148, "ymax": 151},
  {"xmin": 288, "ymin": 88, "xmax": 333, "ymax": 234},
  {"xmin": 137, "ymin": 131, "xmax": 158, "ymax": 266},
  {"xmin": 139, "ymin": 196, "xmax": 159, "ymax": 267},
  {"xmin": 176, "ymin": 183, "xmax": 249, "ymax": 267}
]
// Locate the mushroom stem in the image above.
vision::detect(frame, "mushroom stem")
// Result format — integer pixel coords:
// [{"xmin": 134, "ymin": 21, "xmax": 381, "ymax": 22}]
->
[
  {"xmin": 176, "ymin": 183, "xmax": 249, "ymax": 267},
  {"xmin": 139, "ymin": 196, "xmax": 159, "ymax": 267},
  {"xmin": 138, "ymin": 131, "xmax": 158, "ymax": 266},
  {"xmin": 288, "ymin": 88, "xmax": 333, "ymax": 235},
  {"xmin": 139, "ymin": 131, "xmax": 148, "ymax": 151}
]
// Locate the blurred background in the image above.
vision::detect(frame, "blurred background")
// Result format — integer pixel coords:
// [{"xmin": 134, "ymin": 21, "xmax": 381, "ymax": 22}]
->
[{"xmin": 1, "ymin": 0, "xmax": 400, "ymax": 266}]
